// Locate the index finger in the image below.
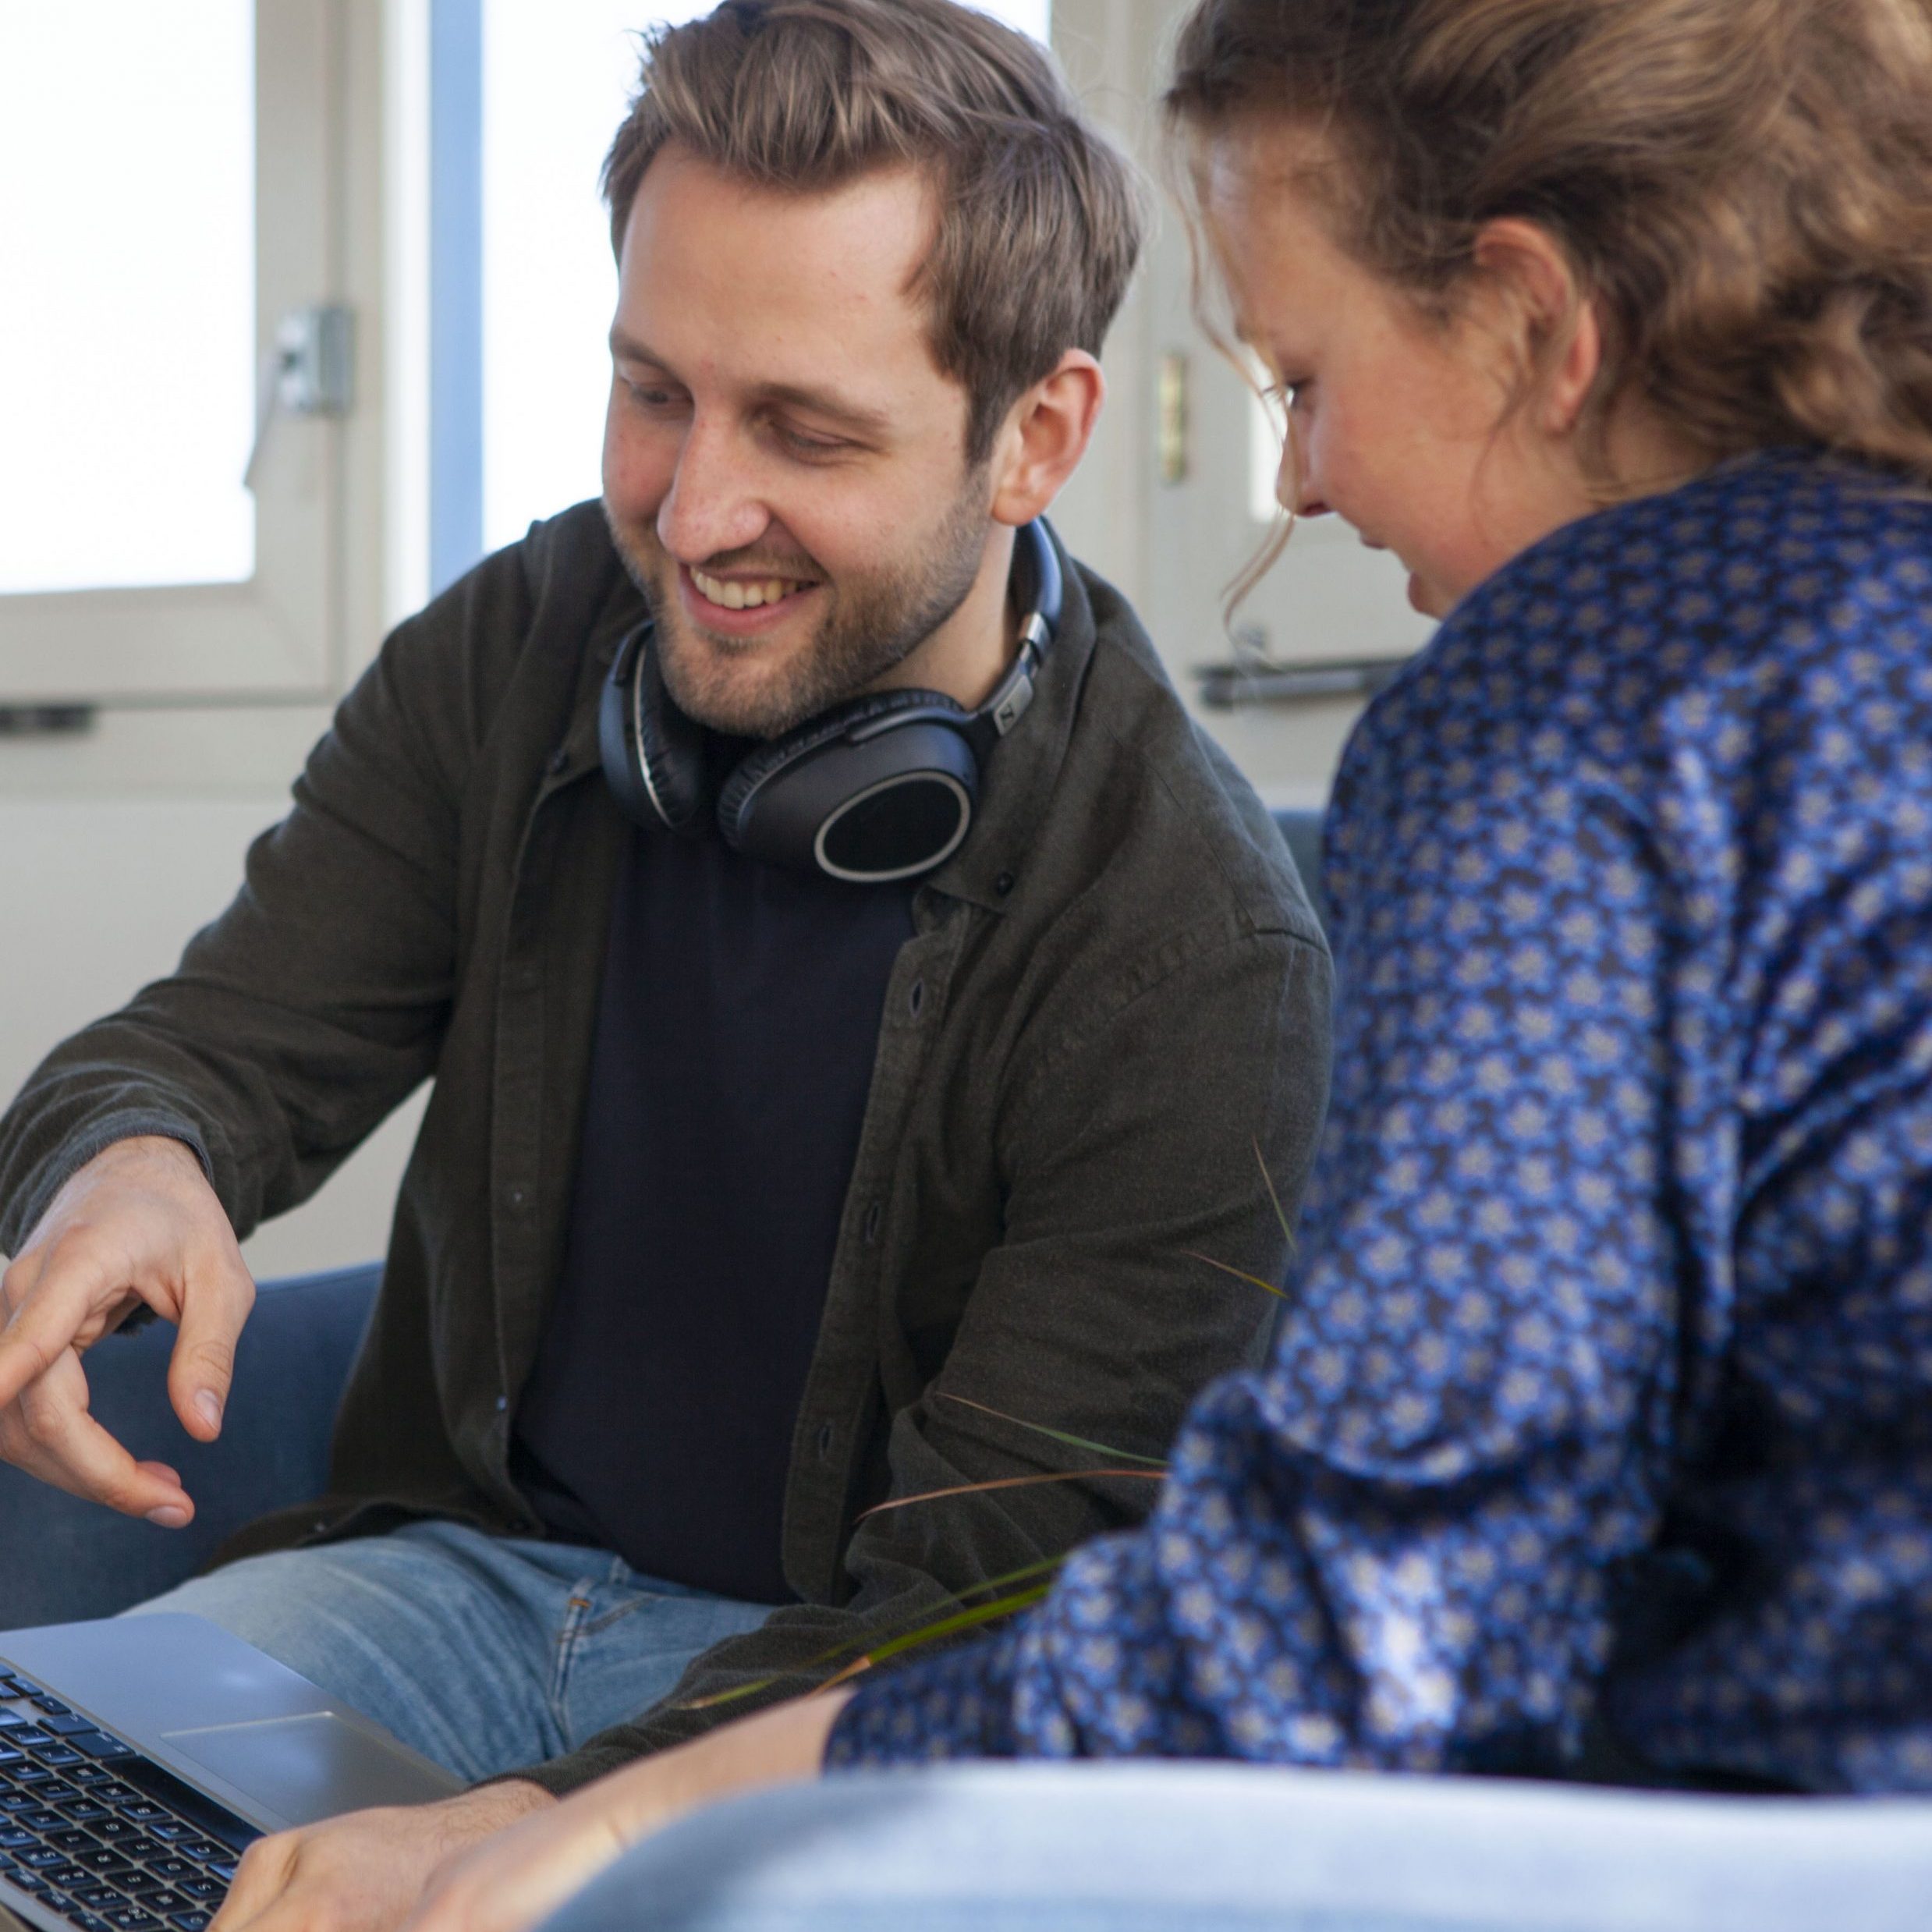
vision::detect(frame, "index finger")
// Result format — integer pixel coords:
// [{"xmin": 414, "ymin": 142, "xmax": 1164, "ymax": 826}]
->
[{"xmin": 0, "ymin": 1240, "xmax": 138, "ymax": 1412}]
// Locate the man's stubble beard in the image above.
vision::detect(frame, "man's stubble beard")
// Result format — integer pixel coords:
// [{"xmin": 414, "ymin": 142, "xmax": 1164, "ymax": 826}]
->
[{"xmin": 603, "ymin": 474, "xmax": 992, "ymax": 739}]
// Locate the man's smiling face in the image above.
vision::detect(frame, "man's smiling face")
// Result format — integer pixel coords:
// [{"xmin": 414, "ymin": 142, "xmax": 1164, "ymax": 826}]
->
[{"xmin": 601, "ymin": 144, "xmax": 997, "ymax": 739}]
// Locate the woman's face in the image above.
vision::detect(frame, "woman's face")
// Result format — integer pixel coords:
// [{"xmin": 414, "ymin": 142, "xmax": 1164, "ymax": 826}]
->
[{"xmin": 1204, "ymin": 123, "xmax": 1598, "ymax": 619}]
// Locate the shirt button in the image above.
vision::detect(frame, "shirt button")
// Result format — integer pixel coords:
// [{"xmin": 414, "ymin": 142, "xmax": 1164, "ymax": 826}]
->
[
  {"xmin": 907, "ymin": 979, "xmax": 925, "ymax": 1019},
  {"xmin": 815, "ymin": 1421, "xmax": 835, "ymax": 1460},
  {"xmin": 495, "ymin": 1395, "xmax": 508, "ymax": 1413},
  {"xmin": 546, "ymin": 747, "xmax": 569, "ymax": 776},
  {"xmin": 506, "ymin": 1185, "xmax": 528, "ymax": 1211},
  {"xmin": 994, "ymin": 870, "xmax": 1016, "ymax": 896}
]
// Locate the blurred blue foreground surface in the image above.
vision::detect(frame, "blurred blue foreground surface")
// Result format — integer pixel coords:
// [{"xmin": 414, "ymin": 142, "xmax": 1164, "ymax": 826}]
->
[{"xmin": 533, "ymin": 1758, "xmax": 1932, "ymax": 1932}]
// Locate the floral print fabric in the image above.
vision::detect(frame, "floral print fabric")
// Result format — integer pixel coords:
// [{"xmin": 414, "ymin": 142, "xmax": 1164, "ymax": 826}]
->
[{"xmin": 827, "ymin": 452, "xmax": 1932, "ymax": 1792}]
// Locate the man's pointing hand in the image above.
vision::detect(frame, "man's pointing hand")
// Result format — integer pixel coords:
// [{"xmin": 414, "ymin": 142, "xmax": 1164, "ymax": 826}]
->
[{"xmin": 0, "ymin": 1134, "xmax": 255, "ymax": 1525}]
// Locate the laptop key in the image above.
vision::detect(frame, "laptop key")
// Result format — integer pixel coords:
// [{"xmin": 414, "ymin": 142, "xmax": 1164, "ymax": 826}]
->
[
  {"xmin": 125, "ymin": 1887, "xmax": 191, "ymax": 1914},
  {"xmin": 144, "ymin": 1858, "xmax": 197, "ymax": 1884},
  {"xmin": 73, "ymin": 1734, "xmax": 138, "ymax": 1763},
  {"xmin": 62, "ymin": 1800, "xmax": 112, "ymax": 1823},
  {"xmin": 119, "ymin": 1803, "xmax": 170, "ymax": 1826},
  {"xmin": 104, "ymin": 1909, "xmax": 162, "ymax": 1931},
  {"xmin": 34, "ymin": 1746, "xmax": 85, "ymax": 1769},
  {"xmin": 91, "ymin": 1817, "xmax": 140, "ymax": 1842},
  {"xmin": 170, "ymin": 1916, "xmax": 213, "ymax": 1931},
  {"xmin": 177, "ymin": 1877, "xmax": 222, "ymax": 1902},
  {"xmin": 74, "ymin": 1847, "xmax": 136, "ymax": 1875}
]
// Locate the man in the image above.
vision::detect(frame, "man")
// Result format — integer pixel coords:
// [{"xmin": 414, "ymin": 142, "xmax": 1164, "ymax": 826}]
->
[{"xmin": 0, "ymin": 0, "xmax": 1330, "ymax": 1923}]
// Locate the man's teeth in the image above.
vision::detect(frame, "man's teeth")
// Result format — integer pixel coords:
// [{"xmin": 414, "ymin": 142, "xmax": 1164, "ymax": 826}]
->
[{"xmin": 692, "ymin": 570, "xmax": 806, "ymax": 611}]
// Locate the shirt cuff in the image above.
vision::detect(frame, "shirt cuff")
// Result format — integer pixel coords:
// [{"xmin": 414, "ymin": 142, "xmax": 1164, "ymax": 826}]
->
[{"xmin": 824, "ymin": 1625, "xmax": 1026, "ymax": 1767}]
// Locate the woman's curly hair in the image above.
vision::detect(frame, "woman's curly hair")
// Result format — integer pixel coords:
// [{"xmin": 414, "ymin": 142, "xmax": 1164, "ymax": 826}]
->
[{"xmin": 1167, "ymin": 0, "xmax": 1932, "ymax": 486}]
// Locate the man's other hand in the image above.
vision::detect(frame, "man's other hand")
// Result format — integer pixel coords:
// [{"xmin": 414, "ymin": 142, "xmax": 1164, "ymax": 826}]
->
[
  {"xmin": 211, "ymin": 1782, "xmax": 556, "ymax": 1932},
  {"xmin": 0, "ymin": 1134, "xmax": 255, "ymax": 1525}
]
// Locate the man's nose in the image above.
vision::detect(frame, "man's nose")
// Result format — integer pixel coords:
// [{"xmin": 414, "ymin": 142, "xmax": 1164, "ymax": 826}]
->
[{"xmin": 656, "ymin": 418, "xmax": 771, "ymax": 563}]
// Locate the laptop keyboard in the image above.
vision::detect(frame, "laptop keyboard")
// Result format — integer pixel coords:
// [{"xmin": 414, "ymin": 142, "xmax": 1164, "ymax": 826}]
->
[{"xmin": 0, "ymin": 1666, "xmax": 257, "ymax": 1932}]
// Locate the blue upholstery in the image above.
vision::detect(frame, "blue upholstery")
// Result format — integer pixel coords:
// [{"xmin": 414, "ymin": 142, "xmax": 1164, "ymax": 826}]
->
[
  {"xmin": 1271, "ymin": 808, "xmax": 1328, "ymax": 939},
  {"xmin": 0, "ymin": 1263, "xmax": 379, "ymax": 1632}
]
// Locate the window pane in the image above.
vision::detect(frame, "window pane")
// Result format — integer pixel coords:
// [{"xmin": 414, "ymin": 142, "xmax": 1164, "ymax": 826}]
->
[
  {"xmin": 480, "ymin": 0, "xmax": 1051, "ymax": 552},
  {"xmin": 0, "ymin": 1, "xmax": 255, "ymax": 596}
]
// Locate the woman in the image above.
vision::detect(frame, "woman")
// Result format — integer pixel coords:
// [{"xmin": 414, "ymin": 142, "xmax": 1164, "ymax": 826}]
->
[{"xmin": 279, "ymin": 0, "xmax": 1932, "ymax": 1924}]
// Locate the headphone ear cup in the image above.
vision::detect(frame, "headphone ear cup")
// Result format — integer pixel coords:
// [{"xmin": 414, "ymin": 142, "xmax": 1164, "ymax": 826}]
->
[
  {"xmin": 598, "ymin": 621, "xmax": 711, "ymax": 834},
  {"xmin": 718, "ymin": 689, "xmax": 979, "ymax": 881}
]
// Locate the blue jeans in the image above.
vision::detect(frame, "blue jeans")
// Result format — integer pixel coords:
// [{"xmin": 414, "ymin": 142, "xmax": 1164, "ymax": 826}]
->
[
  {"xmin": 534, "ymin": 1761, "xmax": 1932, "ymax": 1932},
  {"xmin": 123, "ymin": 1519, "xmax": 774, "ymax": 1783}
]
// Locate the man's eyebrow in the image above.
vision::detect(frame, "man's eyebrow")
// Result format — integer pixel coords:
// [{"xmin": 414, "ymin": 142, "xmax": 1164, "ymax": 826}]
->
[{"xmin": 608, "ymin": 328, "xmax": 893, "ymax": 438}]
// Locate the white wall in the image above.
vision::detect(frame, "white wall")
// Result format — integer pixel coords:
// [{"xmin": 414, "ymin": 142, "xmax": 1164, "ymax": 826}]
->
[{"xmin": 0, "ymin": 725, "xmax": 424, "ymax": 1281}]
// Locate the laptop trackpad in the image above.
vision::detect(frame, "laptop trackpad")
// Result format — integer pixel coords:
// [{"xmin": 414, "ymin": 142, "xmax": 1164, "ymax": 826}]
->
[{"xmin": 161, "ymin": 1713, "xmax": 455, "ymax": 1825}]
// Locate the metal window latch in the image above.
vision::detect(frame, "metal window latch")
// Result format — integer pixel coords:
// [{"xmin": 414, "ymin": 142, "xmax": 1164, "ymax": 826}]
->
[
  {"xmin": 244, "ymin": 303, "xmax": 355, "ymax": 491},
  {"xmin": 1194, "ymin": 652, "xmax": 1413, "ymax": 710}
]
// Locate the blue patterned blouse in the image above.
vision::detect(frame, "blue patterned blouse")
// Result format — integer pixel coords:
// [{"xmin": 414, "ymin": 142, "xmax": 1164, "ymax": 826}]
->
[{"xmin": 825, "ymin": 451, "xmax": 1932, "ymax": 1794}]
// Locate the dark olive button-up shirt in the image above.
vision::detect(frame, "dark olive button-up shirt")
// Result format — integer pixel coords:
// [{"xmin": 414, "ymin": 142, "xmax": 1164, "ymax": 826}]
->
[{"xmin": 0, "ymin": 504, "xmax": 1331, "ymax": 1792}]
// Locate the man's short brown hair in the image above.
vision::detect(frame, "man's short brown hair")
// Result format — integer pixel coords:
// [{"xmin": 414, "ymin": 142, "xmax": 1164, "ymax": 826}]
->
[{"xmin": 603, "ymin": 0, "xmax": 1145, "ymax": 463}]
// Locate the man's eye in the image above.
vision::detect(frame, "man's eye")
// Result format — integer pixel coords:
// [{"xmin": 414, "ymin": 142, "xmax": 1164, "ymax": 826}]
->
[
  {"xmin": 773, "ymin": 422, "xmax": 849, "ymax": 459},
  {"xmin": 622, "ymin": 380, "xmax": 682, "ymax": 411}
]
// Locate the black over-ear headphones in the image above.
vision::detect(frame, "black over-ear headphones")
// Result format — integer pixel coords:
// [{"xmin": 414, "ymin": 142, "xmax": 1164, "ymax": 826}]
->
[{"xmin": 599, "ymin": 519, "xmax": 1063, "ymax": 884}]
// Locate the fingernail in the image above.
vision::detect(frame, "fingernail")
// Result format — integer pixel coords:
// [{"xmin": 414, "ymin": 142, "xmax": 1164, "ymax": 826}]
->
[
  {"xmin": 195, "ymin": 1391, "xmax": 223, "ymax": 1433},
  {"xmin": 146, "ymin": 1505, "xmax": 190, "ymax": 1530}
]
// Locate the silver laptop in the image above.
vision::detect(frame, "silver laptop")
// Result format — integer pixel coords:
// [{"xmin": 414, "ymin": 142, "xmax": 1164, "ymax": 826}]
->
[{"xmin": 0, "ymin": 1613, "xmax": 459, "ymax": 1931}]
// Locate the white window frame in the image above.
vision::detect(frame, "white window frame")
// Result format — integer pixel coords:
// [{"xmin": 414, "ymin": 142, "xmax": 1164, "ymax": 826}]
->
[{"xmin": 0, "ymin": 0, "xmax": 392, "ymax": 709}]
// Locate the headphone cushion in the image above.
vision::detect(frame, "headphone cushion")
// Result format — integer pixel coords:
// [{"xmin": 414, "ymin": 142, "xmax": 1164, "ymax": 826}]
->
[{"xmin": 716, "ymin": 688, "xmax": 967, "ymax": 835}]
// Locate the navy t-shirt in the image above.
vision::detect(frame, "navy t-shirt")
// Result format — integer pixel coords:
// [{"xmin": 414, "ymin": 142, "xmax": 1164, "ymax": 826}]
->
[{"xmin": 511, "ymin": 814, "xmax": 915, "ymax": 1604}]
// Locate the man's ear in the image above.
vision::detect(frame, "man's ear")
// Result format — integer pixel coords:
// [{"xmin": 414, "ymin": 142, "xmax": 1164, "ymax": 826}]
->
[
  {"xmin": 1470, "ymin": 217, "xmax": 1602, "ymax": 437},
  {"xmin": 987, "ymin": 349, "xmax": 1105, "ymax": 526}
]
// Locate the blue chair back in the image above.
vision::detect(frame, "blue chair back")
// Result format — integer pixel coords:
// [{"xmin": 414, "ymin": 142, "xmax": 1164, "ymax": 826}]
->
[
  {"xmin": 0, "ymin": 1262, "xmax": 379, "ymax": 1631},
  {"xmin": 1271, "ymin": 808, "xmax": 1328, "ymax": 939}
]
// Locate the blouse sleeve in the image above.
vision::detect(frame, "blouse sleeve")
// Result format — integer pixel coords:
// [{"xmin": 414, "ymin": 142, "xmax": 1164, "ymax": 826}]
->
[{"xmin": 828, "ymin": 566, "xmax": 1717, "ymax": 1773}]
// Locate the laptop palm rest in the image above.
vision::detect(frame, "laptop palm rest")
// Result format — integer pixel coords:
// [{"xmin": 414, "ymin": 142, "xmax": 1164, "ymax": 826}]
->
[
  {"xmin": 161, "ymin": 1710, "xmax": 449, "ymax": 1823},
  {"xmin": 0, "ymin": 1613, "xmax": 459, "ymax": 1831}
]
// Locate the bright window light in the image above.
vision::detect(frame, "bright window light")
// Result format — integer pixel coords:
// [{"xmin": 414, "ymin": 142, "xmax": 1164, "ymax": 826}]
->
[
  {"xmin": 480, "ymin": 1, "xmax": 1051, "ymax": 552},
  {"xmin": 0, "ymin": 2, "xmax": 254, "ymax": 596}
]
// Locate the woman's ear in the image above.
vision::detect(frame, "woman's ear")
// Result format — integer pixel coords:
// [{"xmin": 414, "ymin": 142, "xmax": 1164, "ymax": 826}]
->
[
  {"xmin": 1470, "ymin": 216, "xmax": 1602, "ymax": 437},
  {"xmin": 987, "ymin": 350, "xmax": 1106, "ymax": 526}
]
